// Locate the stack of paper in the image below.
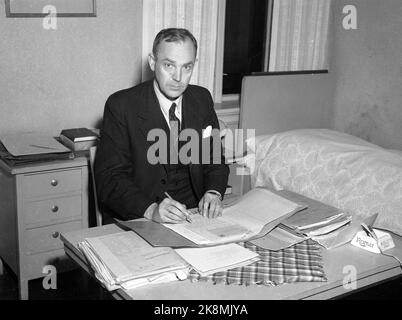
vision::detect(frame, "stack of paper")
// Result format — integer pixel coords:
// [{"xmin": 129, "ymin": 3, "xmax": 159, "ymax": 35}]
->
[
  {"xmin": 0, "ymin": 132, "xmax": 73, "ymax": 165},
  {"xmin": 175, "ymin": 243, "xmax": 260, "ymax": 276},
  {"xmin": 163, "ymin": 188, "xmax": 305, "ymax": 246},
  {"xmin": 78, "ymin": 231, "xmax": 190, "ymax": 291},
  {"xmin": 278, "ymin": 190, "xmax": 352, "ymax": 237}
]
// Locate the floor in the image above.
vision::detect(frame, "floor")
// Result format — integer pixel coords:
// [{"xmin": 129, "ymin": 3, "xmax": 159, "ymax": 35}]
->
[
  {"xmin": 1, "ymin": 264, "xmax": 401, "ymax": 300},
  {"xmin": 0, "ymin": 265, "xmax": 113, "ymax": 300}
]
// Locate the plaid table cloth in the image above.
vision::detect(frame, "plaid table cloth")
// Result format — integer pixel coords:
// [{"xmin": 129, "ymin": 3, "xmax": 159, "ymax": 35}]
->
[{"xmin": 188, "ymin": 239, "xmax": 327, "ymax": 286}]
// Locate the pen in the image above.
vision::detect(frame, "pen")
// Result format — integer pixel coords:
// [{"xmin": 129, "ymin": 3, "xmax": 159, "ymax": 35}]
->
[
  {"xmin": 367, "ymin": 225, "xmax": 379, "ymax": 242},
  {"xmin": 361, "ymin": 223, "xmax": 378, "ymax": 242},
  {"xmin": 164, "ymin": 192, "xmax": 193, "ymax": 223}
]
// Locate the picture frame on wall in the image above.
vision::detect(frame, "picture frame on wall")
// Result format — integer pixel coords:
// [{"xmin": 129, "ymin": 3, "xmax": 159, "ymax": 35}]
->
[{"xmin": 5, "ymin": 0, "xmax": 97, "ymax": 18}]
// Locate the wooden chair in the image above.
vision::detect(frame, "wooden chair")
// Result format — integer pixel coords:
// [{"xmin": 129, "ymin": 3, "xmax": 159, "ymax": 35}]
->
[{"xmin": 89, "ymin": 146, "xmax": 102, "ymax": 226}]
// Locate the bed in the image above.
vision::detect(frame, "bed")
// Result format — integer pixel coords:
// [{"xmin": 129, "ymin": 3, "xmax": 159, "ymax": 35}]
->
[{"xmin": 237, "ymin": 72, "xmax": 402, "ymax": 242}]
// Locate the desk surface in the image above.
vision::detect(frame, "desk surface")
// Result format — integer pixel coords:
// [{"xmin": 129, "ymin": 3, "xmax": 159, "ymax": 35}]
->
[{"xmin": 61, "ymin": 224, "xmax": 402, "ymax": 300}]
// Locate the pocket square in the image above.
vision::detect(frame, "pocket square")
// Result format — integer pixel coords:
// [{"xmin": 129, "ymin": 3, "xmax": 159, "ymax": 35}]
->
[{"xmin": 202, "ymin": 125, "xmax": 212, "ymax": 138}]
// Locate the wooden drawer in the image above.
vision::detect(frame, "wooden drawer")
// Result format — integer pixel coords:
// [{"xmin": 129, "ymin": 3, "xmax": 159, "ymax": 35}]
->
[
  {"xmin": 24, "ymin": 195, "xmax": 82, "ymax": 226},
  {"xmin": 22, "ymin": 169, "xmax": 82, "ymax": 198},
  {"xmin": 21, "ymin": 249, "xmax": 76, "ymax": 279},
  {"xmin": 25, "ymin": 221, "xmax": 83, "ymax": 255}
]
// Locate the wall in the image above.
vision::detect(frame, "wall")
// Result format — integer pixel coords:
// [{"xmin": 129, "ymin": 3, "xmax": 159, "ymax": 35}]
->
[
  {"xmin": 331, "ymin": 0, "xmax": 402, "ymax": 150},
  {"xmin": 0, "ymin": 0, "xmax": 142, "ymax": 136}
]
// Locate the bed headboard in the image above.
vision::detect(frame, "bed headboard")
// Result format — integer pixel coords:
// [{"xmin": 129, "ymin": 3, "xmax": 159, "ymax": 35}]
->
[{"xmin": 239, "ymin": 72, "xmax": 334, "ymax": 137}]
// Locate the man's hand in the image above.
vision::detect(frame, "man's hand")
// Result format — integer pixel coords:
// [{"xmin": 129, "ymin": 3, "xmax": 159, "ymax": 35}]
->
[
  {"xmin": 198, "ymin": 192, "xmax": 223, "ymax": 219},
  {"xmin": 152, "ymin": 198, "xmax": 188, "ymax": 224}
]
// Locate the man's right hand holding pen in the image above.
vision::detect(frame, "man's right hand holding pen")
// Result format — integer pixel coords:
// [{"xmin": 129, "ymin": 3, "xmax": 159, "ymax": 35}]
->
[{"xmin": 150, "ymin": 193, "xmax": 193, "ymax": 224}]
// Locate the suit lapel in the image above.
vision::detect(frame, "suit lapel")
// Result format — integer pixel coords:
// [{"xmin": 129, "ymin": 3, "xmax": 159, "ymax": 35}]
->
[
  {"xmin": 137, "ymin": 81, "xmax": 170, "ymax": 173},
  {"xmin": 138, "ymin": 82, "xmax": 170, "ymax": 139},
  {"xmin": 182, "ymin": 92, "xmax": 202, "ymax": 134}
]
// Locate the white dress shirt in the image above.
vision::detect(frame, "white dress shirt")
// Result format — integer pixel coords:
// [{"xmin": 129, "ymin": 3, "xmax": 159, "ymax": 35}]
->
[{"xmin": 153, "ymin": 80, "xmax": 182, "ymax": 128}]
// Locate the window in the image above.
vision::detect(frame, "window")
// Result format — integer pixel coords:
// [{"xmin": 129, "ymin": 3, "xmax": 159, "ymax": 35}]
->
[
  {"xmin": 215, "ymin": 0, "xmax": 331, "ymax": 102},
  {"xmin": 222, "ymin": 0, "xmax": 270, "ymax": 95}
]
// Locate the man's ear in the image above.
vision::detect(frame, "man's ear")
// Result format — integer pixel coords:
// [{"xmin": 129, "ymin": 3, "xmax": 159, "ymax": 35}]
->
[{"xmin": 148, "ymin": 54, "xmax": 156, "ymax": 72}]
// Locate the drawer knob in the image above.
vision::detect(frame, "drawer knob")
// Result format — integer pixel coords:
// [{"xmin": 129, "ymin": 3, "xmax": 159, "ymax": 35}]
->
[
  {"xmin": 52, "ymin": 231, "xmax": 60, "ymax": 239},
  {"xmin": 51, "ymin": 179, "xmax": 58, "ymax": 187},
  {"xmin": 51, "ymin": 205, "xmax": 59, "ymax": 213}
]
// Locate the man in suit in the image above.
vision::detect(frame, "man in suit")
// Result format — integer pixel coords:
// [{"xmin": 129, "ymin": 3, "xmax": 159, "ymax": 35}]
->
[{"xmin": 95, "ymin": 28, "xmax": 229, "ymax": 224}]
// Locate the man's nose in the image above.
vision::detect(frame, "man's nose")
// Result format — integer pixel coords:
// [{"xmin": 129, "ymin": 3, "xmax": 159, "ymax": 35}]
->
[{"xmin": 172, "ymin": 68, "xmax": 182, "ymax": 82}]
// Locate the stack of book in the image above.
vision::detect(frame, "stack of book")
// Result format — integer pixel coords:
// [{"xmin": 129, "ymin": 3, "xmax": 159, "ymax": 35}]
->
[{"xmin": 59, "ymin": 128, "xmax": 99, "ymax": 151}]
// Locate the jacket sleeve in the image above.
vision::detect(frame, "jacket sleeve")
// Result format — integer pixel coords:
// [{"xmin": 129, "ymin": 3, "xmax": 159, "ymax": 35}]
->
[
  {"xmin": 201, "ymin": 90, "xmax": 230, "ymax": 197},
  {"xmin": 94, "ymin": 94, "xmax": 154, "ymax": 220}
]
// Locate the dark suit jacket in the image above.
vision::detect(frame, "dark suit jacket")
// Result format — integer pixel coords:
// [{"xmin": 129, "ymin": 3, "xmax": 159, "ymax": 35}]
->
[{"xmin": 94, "ymin": 80, "xmax": 229, "ymax": 220}]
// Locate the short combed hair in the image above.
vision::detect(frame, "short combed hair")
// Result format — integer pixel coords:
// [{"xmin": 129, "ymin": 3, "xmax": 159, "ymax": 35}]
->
[{"xmin": 152, "ymin": 28, "xmax": 198, "ymax": 58}]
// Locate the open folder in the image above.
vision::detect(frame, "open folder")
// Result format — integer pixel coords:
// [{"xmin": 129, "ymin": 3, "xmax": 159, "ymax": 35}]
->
[{"xmin": 119, "ymin": 188, "xmax": 305, "ymax": 247}]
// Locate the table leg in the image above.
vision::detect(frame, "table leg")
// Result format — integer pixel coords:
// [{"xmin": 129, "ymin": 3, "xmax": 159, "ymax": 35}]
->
[{"xmin": 19, "ymin": 278, "xmax": 29, "ymax": 300}]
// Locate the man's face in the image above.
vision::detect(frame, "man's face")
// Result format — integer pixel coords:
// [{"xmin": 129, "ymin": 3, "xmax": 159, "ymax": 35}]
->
[{"xmin": 149, "ymin": 39, "xmax": 196, "ymax": 100}]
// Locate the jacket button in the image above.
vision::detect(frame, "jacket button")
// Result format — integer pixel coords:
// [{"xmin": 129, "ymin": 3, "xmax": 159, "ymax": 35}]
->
[{"xmin": 161, "ymin": 179, "xmax": 166, "ymax": 185}]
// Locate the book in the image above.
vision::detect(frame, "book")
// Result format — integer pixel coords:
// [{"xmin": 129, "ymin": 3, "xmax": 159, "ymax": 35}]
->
[
  {"xmin": 162, "ymin": 188, "xmax": 306, "ymax": 246},
  {"xmin": 175, "ymin": 243, "xmax": 260, "ymax": 276},
  {"xmin": 59, "ymin": 128, "xmax": 99, "ymax": 151},
  {"xmin": 78, "ymin": 231, "xmax": 190, "ymax": 291},
  {"xmin": 60, "ymin": 128, "xmax": 99, "ymax": 142}
]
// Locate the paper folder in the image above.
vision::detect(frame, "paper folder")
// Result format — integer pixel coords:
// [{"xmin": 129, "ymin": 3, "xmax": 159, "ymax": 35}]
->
[{"xmin": 116, "ymin": 219, "xmax": 200, "ymax": 248}]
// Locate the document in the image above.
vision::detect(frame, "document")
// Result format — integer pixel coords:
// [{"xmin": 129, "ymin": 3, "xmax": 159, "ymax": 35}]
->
[
  {"xmin": 250, "ymin": 225, "xmax": 308, "ymax": 251},
  {"xmin": 175, "ymin": 243, "xmax": 260, "ymax": 276},
  {"xmin": 0, "ymin": 132, "xmax": 70, "ymax": 156},
  {"xmin": 278, "ymin": 190, "xmax": 351, "ymax": 236},
  {"xmin": 78, "ymin": 231, "xmax": 190, "ymax": 291},
  {"xmin": 312, "ymin": 213, "xmax": 379, "ymax": 249},
  {"xmin": 163, "ymin": 188, "xmax": 305, "ymax": 246}
]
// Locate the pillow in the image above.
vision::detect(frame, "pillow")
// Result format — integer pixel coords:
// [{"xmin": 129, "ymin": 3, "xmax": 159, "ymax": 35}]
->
[{"xmin": 247, "ymin": 129, "xmax": 402, "ymax": 236}]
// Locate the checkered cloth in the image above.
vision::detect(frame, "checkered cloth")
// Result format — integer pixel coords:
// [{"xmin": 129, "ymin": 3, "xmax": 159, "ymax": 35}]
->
[{"xmin": 188, "ymin": 239, "xmax": 327, "ymax": 286}]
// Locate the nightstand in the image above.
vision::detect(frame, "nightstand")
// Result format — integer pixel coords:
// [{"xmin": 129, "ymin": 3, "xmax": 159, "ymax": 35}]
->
[{"xmin": 0, "ymin": 157, "xmax": 88, "ymax": 299}]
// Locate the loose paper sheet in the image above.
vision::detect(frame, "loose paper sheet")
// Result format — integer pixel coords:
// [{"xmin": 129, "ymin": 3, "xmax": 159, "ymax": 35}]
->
[{"xmin": 175, "ymin": 243, "xmax": 260, "ymax": 276}]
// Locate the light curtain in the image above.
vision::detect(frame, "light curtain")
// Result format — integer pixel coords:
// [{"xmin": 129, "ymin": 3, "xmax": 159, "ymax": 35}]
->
[
  {"xmin": 268, "ymin": 0, "xmax": 331, "ymax": 71},
  {"xmin": 142, "ymin": 0, "xmax": 219, "ymax": 97}
]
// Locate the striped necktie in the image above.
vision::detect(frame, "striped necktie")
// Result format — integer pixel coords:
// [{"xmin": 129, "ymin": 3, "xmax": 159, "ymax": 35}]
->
[
  {"xmin": 169, "ymin": 103, "xmax": 180, "ymax": 157},
  {"xmin": 169, "ymin": 102, "xmax": 180, "ymax": 131}
]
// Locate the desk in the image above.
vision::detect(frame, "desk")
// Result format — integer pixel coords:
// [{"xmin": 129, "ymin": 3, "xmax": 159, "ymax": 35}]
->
[
  {"xmin": 61, "ymin": 224, "xmax": 402, "ymax": 300},
  {"xmin": 0, "ymin": 157, "xmax": 89, "ymax": 299}
]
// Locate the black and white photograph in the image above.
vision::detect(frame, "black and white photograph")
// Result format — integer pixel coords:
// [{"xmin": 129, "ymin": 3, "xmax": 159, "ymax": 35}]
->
[{"xmin": 0, "ymin": 0, "xmax": 401, "ymax": 307}]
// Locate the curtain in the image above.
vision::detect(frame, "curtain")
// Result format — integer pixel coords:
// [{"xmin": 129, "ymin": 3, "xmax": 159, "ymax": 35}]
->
[
  {"xmin": 268, "ymin": 0, "xmax": 331, "ymax": 71},
  {"xmin": 142, "ymin": 0, "xmax": 219, "ymax": 97}
]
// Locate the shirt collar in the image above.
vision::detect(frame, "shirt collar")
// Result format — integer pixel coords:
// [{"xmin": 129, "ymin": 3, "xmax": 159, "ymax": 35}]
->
[{"xmin": 153, "ymin": 80, "xmax": 182, "ymax": 119}]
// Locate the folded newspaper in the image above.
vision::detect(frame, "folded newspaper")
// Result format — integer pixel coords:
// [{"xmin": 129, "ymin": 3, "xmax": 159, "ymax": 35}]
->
[{"xmin": 78, "ymin": 231, "xmax": 190, "ymax": 291}]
